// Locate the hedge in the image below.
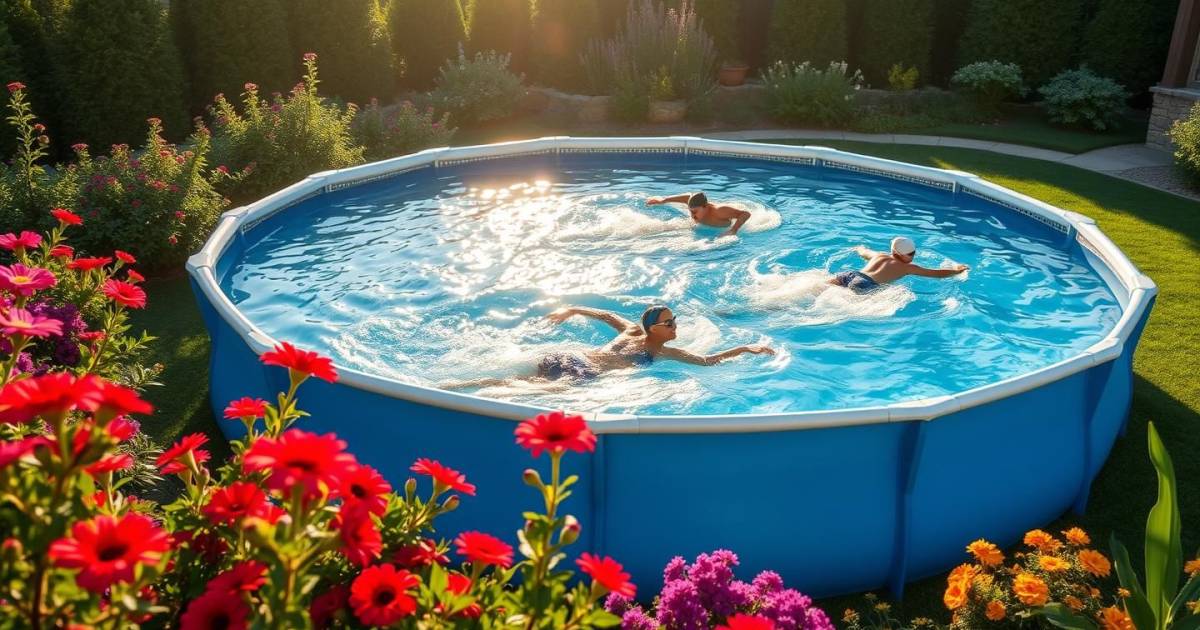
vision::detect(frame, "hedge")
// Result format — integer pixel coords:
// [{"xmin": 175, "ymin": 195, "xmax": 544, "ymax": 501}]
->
[
  {"xmin": 390, "ymin": 0, "xmax": 468, "ymax": 88},
  {"xmin": 1, "ymin": 0, "xmax": 67, "ymax": 150},
  {"xmin": 530, "ymin": 0, "xmax": 602, "ymax": 90},
  {"xmin": 52, "ymin": 0, "xmax": 188, "ymax": 148},
  {"xmin": 665, "ymin": 0, "xmax": 741, "ymax": 61},
  {"xmin": 767, "ymin": 0, "xmax": 848, "ymax": 68},
  {"xmin": 174, "ymin": 0, "xmax": 294, "ymax": 108},
  {"xmin": 1082, "ymin": 0, "xmax": 1177, "ymax": 94},
  {"xmin": 852, "ymin": 0, "xmax": 933, "ymax": 87},
  {"xmin": 957, "ymin": 0, "xmax": 1086, "ymax": 87},
  {"xmin": 287, "ymin": 0, "xmax": 394, "ymax": 104},
  {"xmin": 928, "ymin": 0, "xmax": 972, "ymax": 86},
  {"xmin": 467, "ymin": 0, "xmax": 533, "ymax": 72}
]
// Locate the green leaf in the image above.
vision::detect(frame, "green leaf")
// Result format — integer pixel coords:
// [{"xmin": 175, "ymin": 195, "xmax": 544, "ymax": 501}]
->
[
  {"xmin": 1171, "ymin": 572, "xmax": 1200, "ymax": 621},
  {"xmin": 1112, "ymin": 535, "xmax": 1159, "ymax": 630},
  {"xmin": 1145, "ymin": 421, "xmax": 1183, "ymax": 628},
  {"xmin": 1172, "ymin": 615, "xmax": 1200, "ymax": 630},
  {"xmin": 1037, "ymin": 604, "xmax": 1097, "ymax": 630}
]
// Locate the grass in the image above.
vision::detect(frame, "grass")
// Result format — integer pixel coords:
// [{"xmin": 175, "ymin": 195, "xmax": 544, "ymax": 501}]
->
[
  {"xmin": 130, "ymin": 142, "xmax": 1198, "ymax": 622},
  {"xmin": 919, "ymin": 105, "xmax": 1149, "ymax": 154}
]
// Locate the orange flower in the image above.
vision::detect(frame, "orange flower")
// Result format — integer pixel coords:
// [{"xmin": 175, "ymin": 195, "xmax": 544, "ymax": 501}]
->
[
  {"xmin": 1090, "ymin": 587, "xmax": 1101, "ymax": 598},
  {"xmin": 1023, "ymin": 530, "xmax": 1062, "ymax": 553},
  {"xmin": 1185, "ymin": 557, "xmax": 1200, "ymax": 577},
  {"xmin": 1098, "ymin": 606, "xmax": 1134, "ymax": 630},
  {"xmin": 1039, "ymin": 556, "xmax": 1071, "ymax": 572},
  {"xmin": 1078, "ymin": 550, "xmax": 1112, "ymax": 578},
  {"xmin": 943, "ymin": 564, "xmax": 976, "ymax": 611},
  {"xmin": 1013, "ymin": 573, "xmax": 1049, "ymax": 606},
  {"xmin": 1062, "ymin": 527, "xmax": 1091, "ymax": 546},
  {"xmin": 1065, "ymin": 596, "xmax": 1085, "ymax": 611},
  {"xmin": 968, "ymin": 539, "xmax": 1005, "ymax": 567},
  {"xmin": 1117, "ymin": 588, "xmax": 1130, "ymax": 599},
  {"xmin": 985, "ymin": 601, "xmax": 1006, "ymax": 621}
]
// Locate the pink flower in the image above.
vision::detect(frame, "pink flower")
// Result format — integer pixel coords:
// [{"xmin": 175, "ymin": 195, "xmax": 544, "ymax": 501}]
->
[
  {"xmin": 175, "ymin": 211, "xmax": 186, "ymax": 220},
  {"xmin": 168, "ymin": 235, "xmax": 178, "ymax": 245},
  {"xmin": 0, "ymin": 231, "xmax": 42, "ymax": 252},
  {"xmin": 71, "ymin": 143, "xmax": 88, "ymax": 153},
  {"xmin": 0, "ymin": 264, "xmax": 57, "ymax": 297},
  {"xmin": 0, "ymin": 308, "xmax": 63, "ymax": 338},
  {"xmin": 244, "ymin": 82, "xmax": 258, "ymax": 92},
  {"xmin": 303, "ymin": 52, "xmax": 318, "ymax": 62},
  {"xmin": 7, "ymin": 82, "xmax": 26, "ymax": 93}
]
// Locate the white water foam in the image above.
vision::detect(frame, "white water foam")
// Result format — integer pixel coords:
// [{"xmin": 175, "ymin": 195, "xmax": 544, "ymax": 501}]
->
[{"xmin": 743, "ymin": 264, "xmax": 915, "ymax": 325}]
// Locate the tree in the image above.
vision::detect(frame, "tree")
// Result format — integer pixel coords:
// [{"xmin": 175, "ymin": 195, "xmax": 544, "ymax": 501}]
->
[
  {"xmin": 288, "ymin": 0, "xmax": 394, "ymax": 104},
  {"xmin": 956, "ymin": 0, "xmax": 1085, "ymax": 87},
  {"xmin": 853, "ymin": 0, "xmax": 933, "ymax": 87},
  {"xmin": 0, "ymin": 0, "xmax": 68, "ymax": 149},
  {"xmin": 52, "ymin": 0, "xmax": 188, "ymax": 148},
  {"xmin": 766, "ymin": 0, "xmax": 848, "ymax": 67},
  {"xmin": 467, "ymin": 0, "xmax": 533, "ymax": 72},
  {"xmin": 390, "ymin": 0, "xmax": 468, "ymax": 88},
  {"xmin": 175, "ymin": 0, "xmax": 294, "ymax": 108},
  {"xmin": 530, "ymin": 0, "xmax": 601, "ymax": 89},
  {"xmin": 1082, "ymin": 0, "xmax": 1177, "ymax": 95}
]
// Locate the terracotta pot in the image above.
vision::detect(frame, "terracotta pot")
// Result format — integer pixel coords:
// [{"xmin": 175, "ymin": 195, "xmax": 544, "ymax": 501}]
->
[
  {"xmin": 648, "ymin": 99, "xmax": 687, "ymax": 124},
  {"xmin": 718, "ymin": 64, "xmax": 750, "ymax": 87}
]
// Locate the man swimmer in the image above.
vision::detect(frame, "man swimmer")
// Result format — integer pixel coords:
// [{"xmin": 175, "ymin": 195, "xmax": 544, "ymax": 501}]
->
[
  {"xmin": 829, "ymin": 236, "xmax": 968, "ymax": 293},
  {"xmin": 646, "ymin": 192, "xmax": 751, "ymax": 237}
]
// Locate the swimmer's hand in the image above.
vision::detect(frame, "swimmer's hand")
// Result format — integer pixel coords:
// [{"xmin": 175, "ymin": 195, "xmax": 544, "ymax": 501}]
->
[
  {"xmin": 646, "ymin": 196, "xmax": 664, "ymax": 205},
  {"xmin": 746, "ymin": 344, "xmax": 775, "ymax": 356},
  {"xmin": 546, "ymin": 308, "xmax": 575, "ymax": 323},
  {"xmin": 950, "ymin": 264, "xmax": 969, "ymax": 274}
]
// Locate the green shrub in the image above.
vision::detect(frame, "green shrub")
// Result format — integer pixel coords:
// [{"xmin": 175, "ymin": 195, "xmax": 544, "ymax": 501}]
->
[
  {"xmin": 0, "ymin": 18, "xmax": 21, "ymax": 87},
  {"xmin": 431, "ymin": 47, "xmax": 525, "ymax": 125},
  {"xmin": 0, "ymin": 82, "xmax": 68, "ymax": 230},
  {"xmin": 1038, "ymin": 67, "xmax": 1128, "ymax": 132},
  {"xmin": 175, "ymin": 0, "xmax": 294, "ymax": 108},
  {"xmin": 467, "ymin": 0, "xmax": 533, "ymax": 72},
  {"xmin": 530, "ymin": 0, "xmax": 602, "ymax": 91},
  {"xmin": 888, "ymin": 64, "xmax": 919, "ymax": 91},
  {"xmin": 1, "ymin": 0, "xmax": 67, "ymax": 141},
  {"xmin": 956, "ymin": 0, "xmax": 1085, "ymax": 87},
  {"xmin": 766, "ymin": 0, "xmax": 847, "ymax": 67},
  {"xmin": 390, "ymin": 0, "xmax": 468, "ymax": 88},
  {"xmin": 1082, "ymin": 0, "xmax": 1177, "ymax": 95},
  {"xmin": 854, "ymin": 0, "xmax": 933, "ymax": 87},
  {"xmin": 951, "ymin": 60, "xmax": 1025, "ymax": 110},
  {"xmin": 853, "ymin": 87, "xmax": 985, "ymax": 131},
  {"xmin": 762, "ymin": 60, "xmax": 862, "ymax": 126},
  {"xmin": 664, "ymin": 0, "xmax": 740, "ymax": 61},
  {"xmin": 354, "ymin": 99, "xmax": 456, "ymax": 161},
  {"xmin": 1171, "ymin": 105, "xmax": 1200, "ymax": 185},
  {"xmin": 209, "ymin": 54, "xmax": 365, "ymax": 201},
  {"xmin": 287, "ymin": 0, "xmax": 394, "ymax": 105},
  {"xmin": 609, "ymin": 74, "xmax": 649, "ymax": 122},
  {"xmin": 51, "ymin": 0, "xmax": 188, "ymax": 149}
]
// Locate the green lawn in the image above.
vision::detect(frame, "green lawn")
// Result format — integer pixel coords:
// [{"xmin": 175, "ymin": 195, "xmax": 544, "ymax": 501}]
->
[
  {"xmin": 130, "ymin": 142, "xmax": 1198, "ymax": 623},
  {"xmin": 919, "ymin": 106, "xmax": 1149, "ymax": 154}
]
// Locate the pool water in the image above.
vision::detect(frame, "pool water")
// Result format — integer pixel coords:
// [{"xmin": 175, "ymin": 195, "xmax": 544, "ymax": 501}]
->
[{"xmin": 222, "ymin": 154, "xmax": 1121, "ymax": 416}]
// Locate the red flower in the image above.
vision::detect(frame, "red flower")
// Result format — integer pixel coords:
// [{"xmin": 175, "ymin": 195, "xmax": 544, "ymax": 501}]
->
[
  {"xmin": 114, "ymin": 250, "xmax": 136, "ymax": 264},
  {"xmin": 67, "ymin": 256, "xmax": 113, "ymax": 271},
  {"xmin": 0, "ymin": 435, "xmax": 47, "ymax": 469},
  {"xmin": 205, "ymin": 560, "xmax": 267, "ymax": 594},
  {"xmin": 0, "ymin": 373, "xmax": 103, "ymax": 424},
  {"xmin": 84, "ymin": 453, "xmax": 133, "ymax": 476},
  {"xmin": 78, "ymin": 330, "xmax": 106, "ymax": 343},
  {"xmin": 0, "ymin": 231, "xmax": 41, "ymax": 252},
  {"xmin": 310, "ymin": 584, "xmax": 350, "ymax": 629},
  {"xmin": 173, "ymin": 530, "xmax": 228, "ymax": 563},
  {"xmin": 0, "ymin": 307, "xmax": 63, "ymax": 338},
  {"xmin": 454, "ymin": 531, "xmax": 514, "ymax": 568},
  {"xmin": 94, "ymin": 379, "xmax": 153, "ymax": 418},
  {"xmin": 341, "ymin": 463, "xmax": 392, "ymax": 516},
  {"xmin": 127, "ymin": 269, "xmax": 145, "ymax": 283},
  {"xmin": 576, "ymin": 553, "xmax": 636, "ymax": 598},
  {"xmin": 411, "ymin": 458, "xmax": 476, "ymax": 495},
  {"xmin": 222, "ymin": 397, "xmax": 267, "ymax": 420},
  {"xmin": 155, "ymin": 433, "xmax": 210, "ymax": 474},
  {"xmin": 336, "ymin": 508, "xmax": 382, "ymax": 567},
  {"xmin": 202, "ymin": 481, "xmax": 280, "ymax": 526},
  {"xmin": 50, "ymin": 245, "xmax": 74, "ymax": 259},
  {"xmin": 52, "ymin": 208, "xmax": 83, "ymax": 226},
  {"xmin": 242, "ymin": 429, "xmax": 356, "ymax": 500},
  {"xmin": 514, "ymin": 411, "xmax": 597, "ymax": 457},
  {"xmin": 392, "ymin": 538, "xmax": 448, "ymax": 568},
  {"xmin": 717, "ymin": 614, "xmax": 777, "ymax": 630},
  {"xmin": 107, "ymin": 416, "xmax": 139, "ymax": 441},
  {"xmin": 180, "ymin": 590, "xmax": 249, "ymax": 630},
  {"xmin": 444, "ymin": 573, "xmax": 483, "ymax": 618},
  {"xmin": 0, "ymin": 263, "xmax": 57, "ymax": 296},
  {"xmin": 102, "ymin": 279, "xmax": 147, "ymax": 309},
  {"xmin": 48, "ymin": 513, "xmax": 170, "ymax": 592},
  {"xmin": 6, "ymin": 81, "xmax": 25, "ymax": 92},
  {"xmin": 349, "ymin": 564, "xmax": 419, "ymax": 626},
  {"xmin": 260, "ymin": 341, "xmax": 338, "ymax": 383}
]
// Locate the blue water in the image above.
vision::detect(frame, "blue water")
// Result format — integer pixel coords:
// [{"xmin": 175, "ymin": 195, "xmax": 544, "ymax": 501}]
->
[{"xmin": 221, "ymin": 153, "xmax": 1122, "ymax": 416}]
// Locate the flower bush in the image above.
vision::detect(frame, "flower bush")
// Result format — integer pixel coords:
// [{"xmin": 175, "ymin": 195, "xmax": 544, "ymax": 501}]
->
[
  {"xmin": 761, "ymin": 60, "xmax": 863, "ymax": 127},
  {"xmin": 1169, "ymin": 103, "xmax": 1200, "ymax": 184},
  {"xmin": 430, "ymin": 47, "xmax": 526, "ymax": 126},
  {"xmin": 209, "ymin": 53, "xmax": 365, "ymax": 201},
  {"xmin": 354, "ymin": 99, "xmax": 456, "ymax": 162},
  {"xmin": 606, "ymin": 549, "xmax": 832, "ymax": 629},
  {"xmin": 1038, "ymin": 67, "xmax": 1129, "ymax": 132},
  {"xmin": 950, "ymin": 60, "xmax": 1025, "ymax": 111}
]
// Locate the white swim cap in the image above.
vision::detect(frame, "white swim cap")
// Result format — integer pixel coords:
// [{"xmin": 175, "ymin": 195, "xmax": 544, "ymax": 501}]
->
[{"xmin": 891, "ymin": 236, "xmax": 916, "ymax": 255}]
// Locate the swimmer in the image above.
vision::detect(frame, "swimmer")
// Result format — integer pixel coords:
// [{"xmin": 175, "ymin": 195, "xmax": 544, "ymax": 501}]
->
[
  {"xmin": 441, "ymin": 305, "xmax": 774, "ymax": 389},
  {"xmin": 646, "ymin": 192, "xmax": 751, "ymax": 237},
  {"xmin": 829, "ymin": 237, "xmax": 968, "ymax": 293}
]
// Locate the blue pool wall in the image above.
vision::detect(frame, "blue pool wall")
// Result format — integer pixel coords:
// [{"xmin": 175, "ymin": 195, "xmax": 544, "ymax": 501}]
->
[{"xmin": 188, "ymin": 137, "xmax": 1157, "ymax": 598}]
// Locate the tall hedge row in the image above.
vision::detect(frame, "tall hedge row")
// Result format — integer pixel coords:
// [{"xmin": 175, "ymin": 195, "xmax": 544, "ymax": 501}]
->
[
  {"xmin": 287, "ymin": 0, "xmax": 394, "ymax": 104},
  {"xmin": 928, "ymin": 0, "xmax": 971, "ymax": 85},
  {"xmin": 852, "ymin": 0, "xmax": 933, "ymax": 86},
  {"xmin": 665, "ymin": 0, "xmax": 741, "ymax": 61},
  {"xmin": 956, "ymin": 0, "xmax": 1086, "ymax": 87},
  {"xmin": 390, "ymin": 0, "xmax": 467, "ymax": 88},
  {"xmin": 52, "ymin": 0, "xmax": 188, "ymax": 148},
  {"xmin": 530, "ymin": 0, "xmax": 601, "ymax": 90},
  {"xmin": 174, "ymin": 0, "xmax": 294, "ymax": 107},
  {"xmin": 1082, "ymin": 0, "xmax": 1177, "ymax": 93},
  {"xmin": 767, "ymin": 0, "xmax": 848, "ymax": 67},
  {"xmin": 466, "ymin": 0, "xmax": 533, "ymax": 72}
]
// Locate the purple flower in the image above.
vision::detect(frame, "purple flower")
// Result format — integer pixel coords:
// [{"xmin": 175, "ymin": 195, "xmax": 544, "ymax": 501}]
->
[
  {"xmin": 760, "ymin": 588, "xmax": 819, "ymax": 630},
  {"xmin": 663, "ymin": 556, "xmax": 688, "ymax": 583},
  {"xmin": 752, "ymin": 570, "xmax": 784, "ymax": 597},
  {"xmin": 657, "ymin": 580, "xmax": 707, "ymax": 630},
  {"xmin": 622, "ymin": 607, "xmax": 657, "ymax": 630},
  {"xmin": 605, "ymin": 592, "xmax": 634, "ymax": 615},
  {"xmin": 14, "ymin": 352, "xmax": 34, "ymax": 374},
  {"xmin": 688, "ymin": 550, "xmax": 748, "ymax": 616}
]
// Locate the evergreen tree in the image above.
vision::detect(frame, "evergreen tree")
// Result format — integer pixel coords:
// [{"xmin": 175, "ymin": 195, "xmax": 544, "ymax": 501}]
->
[
  {"xmin": 176, "ymin": 0, "xmax": 294, "ymax": 108},
  {"xmin": 1, "ymin": 0, "xmax": 67, "ymax": 147},
  {"xmin": 957, "ymin": 0, "xmax": 1085, "ymax": 87},
  {"xmin": 390, "ymin": 0, "xmax": 467, "ymax": 88},
  {"xmin": 288, "ymin": 0, "xmax": 394, "ymax": 104},
  {"xmin": 854, "ymin": 0, "xmax": 933, "ymax": 86},
  {"xmin": 467, "ymin": 0, "xmax": 533, "ymax": 72},
  {"xmin": 53, "ymin": 0, "xmax": 188, "ymax": 148},
  {"xmin": 530, "ymin": 0, "xmax": 601, "ymax": 89},
  {"xmin": 0, "ymin": 16, "xmax": 22, "ymax": 86},
  {"xmin": 928, "ymin": 0, "xmax": 971, "ymax": 85},
  {"xmin": 766, "ymin": 0, "xmax": 848, "ymax": 67},
  {"xmin": 1082, "ymin": 0, "xmax": 1177, "ymax": 94}
]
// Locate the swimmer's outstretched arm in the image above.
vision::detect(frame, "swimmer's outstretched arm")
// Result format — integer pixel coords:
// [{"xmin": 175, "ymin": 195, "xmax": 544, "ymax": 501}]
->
[
  {"xmin": 646, "ymin": 194, "xmax": 692, "ymax": 205},
  {"xmin": 854, "ymin": 245, "xmax": 878, "ymax": 259},
  {"xmin": 658, "ymin": 344, "xmax": 775, "ymax": 366},
  {"xmin": 547, "ymin": 306, "xmax": 635, "ymax": 332},
  {"xmin": 908, "ymin": 263, "xmax": 969, "ymax": 278}
]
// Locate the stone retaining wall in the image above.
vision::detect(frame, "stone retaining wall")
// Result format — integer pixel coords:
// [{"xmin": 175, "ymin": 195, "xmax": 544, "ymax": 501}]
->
[{"xmin": 1148, "ymin": 87, "xmax": 1200, "ymax": 151}]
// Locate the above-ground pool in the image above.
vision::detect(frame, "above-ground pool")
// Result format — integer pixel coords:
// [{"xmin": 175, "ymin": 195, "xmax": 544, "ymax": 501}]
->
[{"xmin": 189, "ymin": 137, "xmax": 1156, "ymax": 597}]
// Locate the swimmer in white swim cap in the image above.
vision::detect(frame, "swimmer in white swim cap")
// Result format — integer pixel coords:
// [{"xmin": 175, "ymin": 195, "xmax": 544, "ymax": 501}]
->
[{"xmin": 828, "ymin": 236, "xmax": 968, "ymax": 293}]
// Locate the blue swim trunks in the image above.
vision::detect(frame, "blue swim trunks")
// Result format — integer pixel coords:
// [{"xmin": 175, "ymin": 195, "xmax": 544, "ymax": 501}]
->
[
  {"xmin": 832, "ymin": 270, "xmax": 880, "ymax": 293},
  {"xmin": 537, "ymin": 353, "xmax": 600, "ymax": 381}
]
